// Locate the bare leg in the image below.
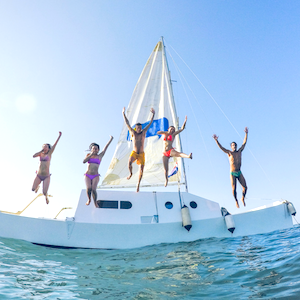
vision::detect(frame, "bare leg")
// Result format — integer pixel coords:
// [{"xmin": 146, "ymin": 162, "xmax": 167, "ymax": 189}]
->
[
  {"xmin": 32, "ymin": 176, "xmax": 42, "ymax": 193},
  {"xmin": 162, "ymin": 156, "xmax": 169, "ymax": 187},
  {"xmin": 170, "ymin": 149, "xmax": 192, "ymax": 159},
  {"xmin": 84, "ymin": 175, "xmax": 92, "ymax": 205},
  {"xmin": 136, "ymin": 165, "xmax": 144, "ymax": 192},
  {"xmin": 91, "ymin": 176, "xmax": 100, "ymax": 207},
  {"xmin": 34, "ymin": 184, "xmax": 40, "ymax": 193},
  {"xmin": 42, "ymin": 176, "xmax": 51, "ymax": 204},
  {"xmin": 127, "ymin": 157, "xmax": 135, "ymax": 180},
  {"xmin": 238, "ymin": 173, "xmax": 247, "ymax": 207},
  {"xmin": 230, "ymin": 174, "xmax": 239, "ymax": 208}
]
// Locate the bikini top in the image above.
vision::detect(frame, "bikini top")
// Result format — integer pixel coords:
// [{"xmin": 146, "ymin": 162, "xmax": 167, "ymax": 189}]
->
[
  {"xmin": 163, "ymin": 134, "xmax": 173, "ymax": 142},
  {"xmin": 88, "ymin": 157, "xmax": 101, "ymax": 165},
  {"xmin": 40, "ymin": 155, "xmax": 50, "ymax": 162}
]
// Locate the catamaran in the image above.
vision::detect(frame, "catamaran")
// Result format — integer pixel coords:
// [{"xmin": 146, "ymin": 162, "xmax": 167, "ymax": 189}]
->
[{"xmin": 0, "ymin": 38, "xmax": 296, "ymax": 249}]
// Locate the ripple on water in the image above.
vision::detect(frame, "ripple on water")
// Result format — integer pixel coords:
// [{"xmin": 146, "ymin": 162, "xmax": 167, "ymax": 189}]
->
[{"xmin": 0, "ymin": 226, "xmax": 300, "ymax": 299}]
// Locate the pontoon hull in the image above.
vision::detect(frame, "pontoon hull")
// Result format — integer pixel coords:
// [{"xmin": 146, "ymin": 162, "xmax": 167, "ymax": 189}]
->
[{"xmin": 0, "ymin": 191, "xmax": 293, "ymax": 249}]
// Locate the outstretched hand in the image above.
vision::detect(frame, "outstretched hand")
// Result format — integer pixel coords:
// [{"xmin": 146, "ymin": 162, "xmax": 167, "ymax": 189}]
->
[
  {"xmin": 213, "ymin": 134, "xmax": 218, "ymax": 140},
  {"xmin": 245, "ymin": 127, "xmax": 248, "ymax": 133},
  {"xmin": 150, "ymin": 108, "xmax": 155, "ymax": 114},
  {"xmin": 122, "ymin": 107, "xmax": 125, "ymax": 114}
]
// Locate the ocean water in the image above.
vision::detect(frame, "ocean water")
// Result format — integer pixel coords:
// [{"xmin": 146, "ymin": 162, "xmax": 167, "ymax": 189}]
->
[{"xmin": 0, "ymin": 226, "xmax": 300, "ymax": 300}]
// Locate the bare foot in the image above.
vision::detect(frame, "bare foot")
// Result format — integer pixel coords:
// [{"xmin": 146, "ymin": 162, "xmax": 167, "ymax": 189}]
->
[
  {"xmin": 136, "ymin": 185, "xmax": 140, "ymax": 192},
  {"xmin": 241, "ymin": 197, "xmax": 246, "ymax": 207},
  {"xmin": 45, "ymin": 196, "xmax": 49, "ymax": 205},
  {"xmin": 235, "ymin": 200, "xmax": 240, "ymax": 208},
  {"xmin": 127, "ymin": 173, "xmax": 132, "ymax": 180},
  {"xmin": 189, "ymin": 153, "xmax": 193, "ymax": 159},
  {"xmin": 34, "ymin": 185, "xmax": 40, "ymax": 193},
  {"xmin": 165, "ymin": 179, "xmax": 168, "ymax": 187},
  {"xmin": 86, "ymin": 199, "xmax": 91, "ymax": 206}
]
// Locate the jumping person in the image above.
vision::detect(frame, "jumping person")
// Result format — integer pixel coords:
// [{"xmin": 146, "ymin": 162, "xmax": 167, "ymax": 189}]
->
[
  {"xmin": 213, "ymin": 127, "xmax": 248, "ymax": 208},
  {"xmin": 122, "ymin": 107, "xmax": 155, "ymax": 192},
  {"xmin": 32, "ymin": 131, "xmax": 62, "ymax": 204},
  {"xmin": 157, "ymin": 116, "xmax": 192, "ymax": 187},
  {"xmin": 83, "ymin": 136, "xmax": 113, "ymax": 206}
]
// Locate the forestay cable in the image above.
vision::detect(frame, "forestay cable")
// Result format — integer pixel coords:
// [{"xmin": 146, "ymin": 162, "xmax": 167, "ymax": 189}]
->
[
  {"xmin": 165, "ymin": 45, "xmax": 217, "ymax": 180},
  {"xmin": 166, "ymin": 42, "xmax": 283, "ymax": 200}
]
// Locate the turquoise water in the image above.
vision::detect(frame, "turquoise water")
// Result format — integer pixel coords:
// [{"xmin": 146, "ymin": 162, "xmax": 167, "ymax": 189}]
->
[{"xmin": 0, "ymin": 226, "xmax": 300, "ymax": 299}]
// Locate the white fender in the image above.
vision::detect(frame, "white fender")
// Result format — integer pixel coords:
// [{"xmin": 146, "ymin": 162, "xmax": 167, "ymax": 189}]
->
[
  {"xmin": 225, "ymin": 215, "xmax": 235, "ymax": 234},
  {"xmin": 221, "ymin": 207, "xmax": 235, "ymax": 233},
  {"xmin": 286, "ymin": 202, "xmax": 296, "ymax": 216},
  {"xmin": 181, "ymin": 205, "xmax": 192, "ymax": 231}
]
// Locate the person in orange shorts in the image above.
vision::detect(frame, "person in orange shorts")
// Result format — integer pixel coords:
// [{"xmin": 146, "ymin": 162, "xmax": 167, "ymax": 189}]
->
[
  {"xmin": 129, "ymin": 151, "xmax": 145, "ymax": 166},
  {"xmin": 122, "ymin": 107, "xmax": 155, "ymax": 192}
]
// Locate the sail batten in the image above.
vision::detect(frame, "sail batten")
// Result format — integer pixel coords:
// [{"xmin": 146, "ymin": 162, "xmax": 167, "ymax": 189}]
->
[{"xmin": 101, "ymin": 39, "xmax": 185, "ymax": 189}]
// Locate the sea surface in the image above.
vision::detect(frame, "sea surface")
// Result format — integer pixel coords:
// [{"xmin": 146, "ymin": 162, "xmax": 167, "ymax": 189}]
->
[{"xmin": 0, "ymin": 226, "xmax": 300, "ymax": 300}]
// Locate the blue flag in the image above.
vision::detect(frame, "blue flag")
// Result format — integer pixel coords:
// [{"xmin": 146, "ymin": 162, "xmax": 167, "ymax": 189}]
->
[{"xmin": 127, "ymin": 117, "xmax": 169, "ymax": 141}]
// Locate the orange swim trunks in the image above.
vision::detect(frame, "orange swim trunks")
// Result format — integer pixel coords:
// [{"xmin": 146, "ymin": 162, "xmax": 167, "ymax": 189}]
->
[{"xmin": 130, "ymin": 151, "xmax": 145, "ymax": 165}]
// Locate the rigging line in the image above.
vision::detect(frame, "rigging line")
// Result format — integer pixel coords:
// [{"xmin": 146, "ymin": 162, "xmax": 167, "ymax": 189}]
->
[
  {"xmin": 166, "ymin": 47, "xmax": 218, "ymax": 180},
  {"xmin": 168, "ymin": 44, "xmax": 243, "ymax": 140},
  {"xmin": 166, "ymin": 42, "xmax": 283, "ymax": 199},
  {"xmin": 293, "ymin": 215, "xmax": 299, "ymax": 225},
  {"xmin": 244, "ymin": 197, "xmax": 283, "ymax": 201},
  {"xmin": 167, "ymin": 51, "xmax": 216, "ymax": 134}
]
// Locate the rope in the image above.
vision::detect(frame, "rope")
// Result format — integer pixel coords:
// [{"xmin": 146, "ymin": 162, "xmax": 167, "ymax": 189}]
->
[
  {"xmin": 164, "ymin": 40, "xmax": 283, "ymax": 200},
  {"xmin": 165, "ymin": 45, "xmax": 218, "ymax": 180},
  {"xmin": 293, "ymin": 215, "xmax": 299, "ymax": 225}
]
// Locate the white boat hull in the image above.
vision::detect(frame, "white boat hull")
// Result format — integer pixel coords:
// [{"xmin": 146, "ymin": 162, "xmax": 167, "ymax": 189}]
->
[{"xmin": 0, "ymin": 191, "xmax": 293, "ymax": 249}]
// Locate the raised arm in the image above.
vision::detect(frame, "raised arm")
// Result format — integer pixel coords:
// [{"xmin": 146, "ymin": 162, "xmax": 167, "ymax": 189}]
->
[
  {"xmin": 239, "ymin": 127, "xmax": 248, "ymax": 151},
  {"xmin": 99, "ymin": 136, "xmax": 114, "ymax": 158},
  {"xmin": 49, "ymin": 132, "xmax": 62, "ymax": 155},
  {"xmin": 83, "ymin": 152, "xmax": 94, "ymax": 163},
  {"xmin": 157, "ymin": 130, "xmax": 168, "ymax": 135},
  {"xmin": 143, "ymin": 108, "xmax": 155, "ymax": 132},
  {"xmin": 213, "ymin": 134, "xmax": 230, "ymax": 154},
  {"xmin": 33, "ymin": 150, "xmax": 43, "ymax": 158},
  {"xmin": 174, "ymin": 116, "xmax": 187, "ymax": 136},
  {"xmin": 122, "ymin": 107, "xmax": 135, "ymax": 135}
]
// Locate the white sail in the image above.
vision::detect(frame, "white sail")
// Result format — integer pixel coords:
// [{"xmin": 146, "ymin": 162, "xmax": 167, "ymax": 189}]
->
[{"xmin": 101, "ymin": 39, "xmax": 186, "ymax": 189}]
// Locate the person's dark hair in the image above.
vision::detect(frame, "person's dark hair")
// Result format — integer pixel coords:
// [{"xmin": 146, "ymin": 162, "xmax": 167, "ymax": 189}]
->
[
  {"xmin": 43, "ymin": 143, "xmax": 51, "ymax": 149},
  {"xmin": 136, "ymin": 123, "xmax": 142, "ymax": 127},
  {"xmin": 89, "ymin": 143, "xmax": 100, "ymax": 150},
  {"xmin": 231, "ymin": 142, "xmax": 237, "ymax": 147}
]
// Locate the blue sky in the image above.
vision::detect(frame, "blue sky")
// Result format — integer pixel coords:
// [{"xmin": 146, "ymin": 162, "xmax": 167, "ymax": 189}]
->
[{"xmin": 0, "ymin": 0, "xmax": 299, "ymax": 220}]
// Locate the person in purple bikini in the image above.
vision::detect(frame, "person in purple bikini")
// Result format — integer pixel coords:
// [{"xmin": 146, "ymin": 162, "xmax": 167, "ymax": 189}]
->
[
  {"xmin": 32, "ymin": 131, "xmax": 62, "ymax": 204},
  {"xmin": 83, "ymin": 136, "xmax": 113, "ymax": 206}
]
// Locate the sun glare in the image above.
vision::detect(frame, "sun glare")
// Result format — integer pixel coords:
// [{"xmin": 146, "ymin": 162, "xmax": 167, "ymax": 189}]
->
[{"xmin": 15, "ymin": 94, "xmax": 37, "ymax": 113}]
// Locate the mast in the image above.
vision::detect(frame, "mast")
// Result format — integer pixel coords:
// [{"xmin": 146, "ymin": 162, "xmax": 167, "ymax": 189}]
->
[
  {"xmin": 101, "ymin": 38, "xmax": 188, "ymax": 189},
  {"xmin": 161, "ymin": 37, "xmax": 188, "ymax": 192}
]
